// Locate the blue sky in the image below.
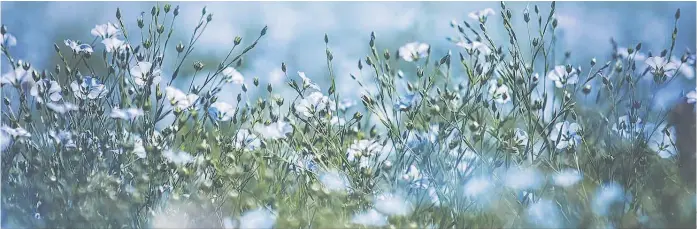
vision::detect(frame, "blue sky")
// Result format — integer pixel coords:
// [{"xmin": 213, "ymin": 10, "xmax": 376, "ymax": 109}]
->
[{"xmin": 2, "ymin": 1, "xmax": 695, "ymax": 108}]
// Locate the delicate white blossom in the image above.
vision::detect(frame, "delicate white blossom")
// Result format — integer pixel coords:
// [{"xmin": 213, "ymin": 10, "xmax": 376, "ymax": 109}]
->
[
  {"xmin": 208, "ymin": 102, "xmax": 235, "ymax": 122},
  {"xmin": 162, "ymin": 150, "xmax": 194, "ymax": 165},
  {"xmin": 295, "ymin": 91, "xmax": 335, "ymax": 118},
  {"xmin": 256, "ymin": 121, "xmax": 293, "ymax": 140},
  {"xmin": 1, "ymin": 33, "xmax": 17, "ymax": 47},
  {"xmin": 549, "ymin": 121, "xmax": 582, "ymax": 150},
  {"xmin": 165, "ymin": 86, "xmax": 198, "ymax": 110},
  {"xmin": 645, "ymin": 56, "xmax": 677, "ymax": 78},
  {"xmin": 457, "ymin": 41, "xmax": 491, "ymax": 55},
  {"xmin": 1, "ymin": 125, "xmax": 31, "ymax": 138},
  {"xmin": 70, "ymin": 76, "xmax": 108, "ymax": 100},
  {"xmin": 223, "ymin": 67, "xmax": 245, "ymax": 84},
  {"xmin": 399, "ymin": 42, "xmax": 429, "ymax": 62},
  {"xmin": 91, "ymin": 22, "xmax": 120, "ymax": 39},
  {"xmin": 233, "ymin": 129, "xmax": 261, "ymax": 151},
  {"xmin": 102, "ymin": 37, "xmax": 125, "ymax": 53},
  {"xmin": 297, "ymin": 71, "xmax": 320, "ymax": 91},
  {"xmin": 547, "ymin": 65, "xmax": 579, "ymax": 88},
  {"xmin": 1, "ymin": 67, "xmax": 35, "ymax": 88},
  {"xmin": 30, "ymin": 79, "xmax": 62, "ymax": 103},
  {"xmin": 468, "ymin": 8, "xmax": 496, "ymax": 22},
  {"xmin": 130, "ymin": 62, "xmax": 162, "ymax": 87},
  {"xmin": 110, "ymin": 107, "xmax": 144, "ymax": 120},
  {"xmin": 488, "ymin": 80, "xmax": 511, "ymax": 104}
]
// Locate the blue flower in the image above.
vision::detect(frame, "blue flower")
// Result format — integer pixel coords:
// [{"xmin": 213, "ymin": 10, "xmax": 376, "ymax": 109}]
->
[
  {"xmin": 395, "ymin": 93, "xmax": 420, "ymax": 111},
  {"xmin": 70, "ymin": 76, "xmax": 108, "ymax": 100}
]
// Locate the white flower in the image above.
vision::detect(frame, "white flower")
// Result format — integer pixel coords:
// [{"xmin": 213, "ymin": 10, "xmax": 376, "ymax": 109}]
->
[
  {"xmin": 49, "ymin": 130, "xmax": 76, "ymax": 150},
  {"xmin": 514, "ymin": 128, "xmax": 529, "ymax": 147},
  {"xmin": 110, "ymin": 107, "xmax": 144, "ymax": 120},
  {"xmin": 1, "ymin": 67, "xmax": 35, "ymax": 88},
  {"xmin": 457, "ymin": 41, "xmax": 491, "ymax": 55},
  {"xmin": 130, "ymin": 62, "xmax": 162, "ymax": 87},
  {"xmin": 233, "ymin": 129, "xmax": 261, "ymax": 151},
  {"xmin": 1, "ymin": 33, "xmax": 17, "ymax": 47},
  {"xmin": 611, "ymin": 115, "xmax": 644, "ymax": 138},
  {"xmin": 256, "ymin": 121, "xmax": 293, "ymax": 140},
  {"xmin": 549, "ymin": 121, "xmax": 582, "ymax": 150},
  {"xmin": 295, "ymin": 91, "xmax": 335, "ymax": 118},
  {"xmin": 351, "ymin": 209, "xmax": 388, "ymax": 227},
  {"xmin": 645, "ymin": 56, "xmax": 677, "ymax": 78},
  {"xmin": 686, "ymin": 89, "xmax": 697, "ymax": 104},
  {"xmin": 547, "ymin": 65, "xmax": 579, "ymax": 88},
  {"xmin": 671, "ymin": 57, "xmax": 695, "ymax": 79},
  {"xmin": 330, "ymin": 116, "xmax": 346, "ymax": 125},
  {"xmin": 297, "ymin": 72, "xmax": 320, "ymax": 91},
  {"xmin": 488, "ymin": 80, "xmax": 511, "ymax": 104},
  {"xmin": 346, "ymin": 139, "xmax": 381, "ymax": 168},
  {"xmin": 222, "ymin": 67, "xmax": 245, "ymax": 84},
  {"xmin": 463, "ymin": 176, "xmax": 493, "ymax": 198},
  {"xmin": 503, "ymin": 167, "xmax": 543, "ymax": 190},
  {"xmin": 1, "ymin": 125, "xmax": 31, "ymax": 138},
  {"xmin": 374, "ymin": 193, "xmax": 413, "ymax": 216},
  {"xmin": 616, "ymin": 47, "xmax": 647, "ymax": 61},
  {"xmin": 70, "ymin": 76, "xmax": 108, "ymax": 100},
  {"xmin": 132, "ymin": 136, "xmax": 146, "ymax": 159},
  {"xmin": 102, "ymin": 37, "xmax": 125, "ymax": 53},
  {"xmin": 468, "ymin": 8, "xmax": 496, "ymax": 22},
  {"xmin": 165, "ymin": 86, "xmax": 198, "ymax": 110},
  {"xmin": 208, "ymin": 102, "xmax": 235, "ymax": 122},
  {"xmin": 30, "ymin": 79, "xmax": 62, "ymax": 103},
  {"xmin": 553, "ymin": 168, "xmax": 583, "ymax": 187},
  {"xmin": 399, "ymin": 42, "xmax": 429, "ymax": 62},
  {"xmin": 338, "ymin": 99, "xmax": 357, "ymax": 111},
  {"xmin": 238, "ymin": 207, "xmax": 277, "ymax": 229},
  {"xmin": 649, "ymin": 126, "xmax": 677, "ymax": 159},
  {"xmin": 64, "ymin": 39, "xmax": 93, "ymax": 54},
  {"xmin": 162, "ymin": 150, "xmax": 194, "ymax": 165},
  {"xmin": 319, "ymin": 170, "xmax": 350, "ymax": 192},
  {"xmin": 46, "ymin": 102, "xmax": 78, "ymax": 114},
  {"xmin": 91, "ymin": 22, "xmax": 120, "ymax": 39}
]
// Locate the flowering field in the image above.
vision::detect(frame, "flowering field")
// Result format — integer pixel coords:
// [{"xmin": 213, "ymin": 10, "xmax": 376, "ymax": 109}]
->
[{"xmin": 1, "ymin": 2, "xmax": 696, "ymax": 229}]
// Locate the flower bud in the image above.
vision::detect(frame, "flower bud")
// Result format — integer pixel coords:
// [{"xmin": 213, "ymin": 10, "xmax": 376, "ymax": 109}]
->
[
  {"xmin": 193, "ymin": 61, "xmax": 204, "ymax": 71},
  {"xmin": 207, "ymin": 14, "xmax": 213, "ymax": 23},
  {"xmin": 582, "ymin": 84, "xmax": 591, "ymax": 95},
  {"xmin": 164, "ymin": 4, "xmax": 171, "ymax": 13},
  {"xmin": 116, "ymin": 8, "xmax": 122, "ymax": 19},
  {"xmin": 176, "ymin": 42, "xmax": 185, "ymax": 53},
  {"xmin": 0, "ymin": 25, "xmax": 6, "ymax": 35},
  {"xmin": 353, "ymin": 111, "xmax": 363, "ymax": 121},
  {"xmin": 137, "ymin": 17, "xmax": 144, "ymax": 28},
  {"xmin": 157, "ymin": 24, "xmax": 165, "ymax": 34},
  {"xmin": 173, "ymin": 5, "xmax": 180, "ymax": 16},
  {"xmin": 253, "ymin": 77, "xmax": 259, "ymax": 87},
  {"xmin": 267, "ymin": 84, "xmax": 273, "ymax": 93}
]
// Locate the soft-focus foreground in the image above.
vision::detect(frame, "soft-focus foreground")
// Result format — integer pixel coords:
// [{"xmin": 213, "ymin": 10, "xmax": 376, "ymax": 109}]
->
[{"xmin": 1, "ymin": 2, "xmax": 696, "ymax": 229}]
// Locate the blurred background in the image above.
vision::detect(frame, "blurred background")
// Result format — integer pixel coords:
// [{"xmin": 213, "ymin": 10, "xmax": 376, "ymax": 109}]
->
[{"xmin": 1, "ymin": 1, "xmax": 695, "ymax": 109}]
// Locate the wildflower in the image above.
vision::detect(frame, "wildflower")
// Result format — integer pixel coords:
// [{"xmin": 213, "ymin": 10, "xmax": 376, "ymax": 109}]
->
[
  {"xmin": 110, "ymin": 107, "xmax": 144, "ymax": 120},
  {"xmin": 1, "ymin": 33, "xmax": 17, "ymax": 47},
  {"xmin": 552, "ymin": 168, "xmax": 583, "ymax": 187},
  {"xmin": 0, "ymin": 129, "xmax": 10, "ymax": 151},
  {"xmin": 130, "ymin": 62, "xmax": 162, "ymax": 87},
  {"xmin": 686, "ymin": 89, "xmax": 696, "ymax": 104},
  {"xmin": 222, "ymin": 67, "xmax": 244, "ymax": 84},
  {"xmin": 162, "ymin": 150, "xmax": 194, "ymax": 165},
  {"xmin": 611, "ymin": 115, "xmax": 644, "ymax": 138},
  {"xmin": 398, "ymin": 42, "xmax": 429, "ymax": 62},
  {"xmin": 295, "ymin": 91, "xmax": 335, "ymax": 118},
  {"xmin": 70, "ymin": 76, "xmax": 108, "ymax": 100},
  {"xmin": 488, "ymin": 79, "xmax": 511, "ymax": 104},
  {"xmin": 132, "ymin": 135, "xmax": 146, "ymax": 159},
  {"xmin": 297, "ymin": 72, "xmax": 320, "ymax": 91},
  {"xmin": 165, "ymin": 86, "xmax": 198, "ymax": 110},
  {"xmin": 90, "ymin": 22, "xmax": 120, "ymax": 39},
  {"xmin": 395, "ymin": 93, "xmax": 420, "ymax": 111},
  {"xmin": 463, "ymin": 176, "xmax": 493, "ymax": 198},
  {"xmin": 330, "ymin": 116, "xmax": 346, "ymax": 125},
  {"xmin": 48, "ymin": 130, "xmax": 77, "ymax": 150},
  {"xmin": 592, "ymin": 182, "xmax": 626, "ymax": 216},
  {"xmin": 46, "ymin": 102, "xmax": 78, "ymax": 114},
  {"xmin": 468, "ymin": 8, "xmax": 496, "ymax": 22},
  {"xmin": 513, "ymin": 128, "xmax": 528, "ymax": 147},
  {"xmin": 347, "ymin": 139, "xmax": 381, "ymax": 168},
  {"xmin": 374, "ymin": 193, "xmax": 414, "ymax": 216},
  {"xmin": 645, "ymin": 56, "xmax": 677, "ymax": 79},
  {"xmin": 319, "ymin": 170, "xmax": 350, "ymax": 192},
  {"xmin": 256, "ymin": 121, "xmax": 293, "ymax": 140},
  {"xmin": 616, "ymin": 47, "xmax": 646, "ymax": 61},
  {"xmin": 30, "ymin": 79, "xmax": 62, "ymax": 103},
  {"xmin": 649, "ymin": 126, "xmax": 676, "ymax": 159},
  {"xmin": 351, "ymin": 209, "xmax": 388, "ymax": 227},
  {"xmin": 549, "ymin": 121, "xmax": 582, "ymax": 150},
  {"xmin": 504, "ymin": 167, "xmax": 543, "ymax": 190},
  {"xmin": 1, "ymin": 67, "xmax": 35, "ymax": 88},
  {"xmin": 238, "ymin": 207, "xmax": 277, "ymax": 229},
  {"xmin": 232, "ymin": 129, "xmax": 261, "ymax": 151},
  {"xmin": 208, "ymin": 101, "xmax": 235, "ymax": 122},
  {"xmin": 526, "ymin": 199, "xmax": 563, "ymax": 228},
  {"xmin": 671, "ymin": 56, "xmax": 695, "ymax": 79},
  {"xmin": 64, "ymin": 39, "xmax": 93, "ymax": 55},
  {"xmin": 547, "ymin": 65, "xmax": 579, "ymax": 88},
  {"xmin": 457, "ymin": 41, "xmax": 491, "ymax": 55},
  {"xmin": 338, "ymin": 99, "xmax": 357, "ymax": 111},
  {"xmin": 102, "ymin": 37, "xmax": 125, "ymax": 53},
  {"xmin": 1, "ymin": 125, "xmax": 31, "ymax": 138}
]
